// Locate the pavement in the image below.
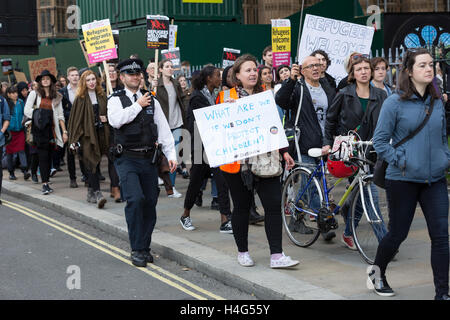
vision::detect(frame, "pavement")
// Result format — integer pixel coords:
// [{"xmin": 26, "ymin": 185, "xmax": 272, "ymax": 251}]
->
[{"xmin": 1, "ymin": 158, "xmax": 446, "ymax": 300}]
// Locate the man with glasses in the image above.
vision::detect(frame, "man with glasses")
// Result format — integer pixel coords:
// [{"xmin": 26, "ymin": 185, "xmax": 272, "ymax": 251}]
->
[{"xmin": 275, "ymin": 55, "xmax": 336, "ymax": 241}]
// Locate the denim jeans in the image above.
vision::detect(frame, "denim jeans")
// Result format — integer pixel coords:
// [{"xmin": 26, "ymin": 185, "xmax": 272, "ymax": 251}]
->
[
  {"xmin": 169, "ymin": 127, "xmax": 182, "ymax": 187},
  {"xmin": 298, "ymin": 154, "xmax": 321, "ymax": 212},
  {"xmin": 7, "ymin": 151, "xmax": 27, "ymax": 173},
  {"xmin": 374, "ymin": 178, "xmax": 449, "ymax": 298}
]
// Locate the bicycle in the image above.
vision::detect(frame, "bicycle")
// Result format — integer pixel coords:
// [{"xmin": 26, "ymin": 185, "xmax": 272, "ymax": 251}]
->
[{"xmin": 281, "ymin": 136, "xmax": 389, "ymax": 265}]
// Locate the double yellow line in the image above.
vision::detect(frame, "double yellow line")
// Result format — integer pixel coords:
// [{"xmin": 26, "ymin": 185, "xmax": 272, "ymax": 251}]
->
[{"xmin": 2, "ymin": 199, "xmax": 225, "ymax": 300}]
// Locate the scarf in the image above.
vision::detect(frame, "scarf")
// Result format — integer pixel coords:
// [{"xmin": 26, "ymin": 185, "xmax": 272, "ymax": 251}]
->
[{"xmin": 200, "ymin": 86, "xmax": 216, "ymax": 106}]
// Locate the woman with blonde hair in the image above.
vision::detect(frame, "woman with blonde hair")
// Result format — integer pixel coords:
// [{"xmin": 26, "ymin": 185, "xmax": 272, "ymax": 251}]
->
[{"xmin": 68, "ymin": 70, "xmax": 110, "ymax": 208}]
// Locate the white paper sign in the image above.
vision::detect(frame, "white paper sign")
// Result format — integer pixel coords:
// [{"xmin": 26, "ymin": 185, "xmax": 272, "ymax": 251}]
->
[
  {"xmin": 169, "ymin": 25, "xmax": 178, "ymax": 49},
  {"xmin": 297, "ymin": 14, "xmax": 374, "ymax": 84},
  {"xmin": 193, "ymin": 90, "xmax": 288, "ymax": 168}
]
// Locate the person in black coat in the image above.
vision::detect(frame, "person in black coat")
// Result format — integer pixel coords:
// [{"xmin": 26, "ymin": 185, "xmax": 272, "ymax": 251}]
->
[{"xmin": 180, "ymin": 65, "xmax": 232, "ymax": 234}]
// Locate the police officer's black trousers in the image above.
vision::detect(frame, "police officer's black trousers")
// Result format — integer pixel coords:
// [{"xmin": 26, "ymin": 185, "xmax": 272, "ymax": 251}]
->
[{"xmin": 114, "ymin": 155, "xmax": 159, "ymax": 252}]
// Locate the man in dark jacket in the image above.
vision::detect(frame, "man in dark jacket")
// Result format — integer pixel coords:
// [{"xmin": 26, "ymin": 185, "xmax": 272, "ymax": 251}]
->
[
  {"xmin": 275, "ymin": 55, "xmax": 336, "ymax": 241},
  {"xmin": 59, "ymin": 67, "xmax": 87, "ymax": 188}
]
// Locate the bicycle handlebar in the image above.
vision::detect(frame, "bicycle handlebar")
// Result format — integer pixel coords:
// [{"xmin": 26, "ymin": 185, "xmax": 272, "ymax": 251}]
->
[{"xmin": 351, "ymin": 141, "xmax": 373, "ymax": 147}]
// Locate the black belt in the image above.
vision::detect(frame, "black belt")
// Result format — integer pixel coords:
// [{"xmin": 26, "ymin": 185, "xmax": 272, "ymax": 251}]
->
[{"xmin": 123, "ymin": 148, "xmax": 155, "ymax": 159}]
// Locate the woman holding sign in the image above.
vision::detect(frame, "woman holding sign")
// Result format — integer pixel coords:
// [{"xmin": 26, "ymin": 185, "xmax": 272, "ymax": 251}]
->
[{"xmin": 220, "ymin": 54, "xmax": 299, "ymax": 269}]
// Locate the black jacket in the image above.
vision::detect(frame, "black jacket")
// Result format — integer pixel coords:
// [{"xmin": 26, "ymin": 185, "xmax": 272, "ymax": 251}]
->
[
  {"xmin": 59, "ymin": 86, "xmax": 72, "ymax": 122},
  {"xmin": 275, "ymin": 78, "xmax": 336, "ymax": 155},
  {"xmin": 324, "ymin": 83, "xmax": 387, "ymax": 147},
  {"xmin": 187, "ymin": 90, "xmax": 212, "ymax": 159}
]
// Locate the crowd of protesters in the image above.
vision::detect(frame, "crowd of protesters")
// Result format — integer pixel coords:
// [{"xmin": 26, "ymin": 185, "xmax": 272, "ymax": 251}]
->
[{"xmin": 0, "ymin": 44, "xmax": 449, "ymax": 300}]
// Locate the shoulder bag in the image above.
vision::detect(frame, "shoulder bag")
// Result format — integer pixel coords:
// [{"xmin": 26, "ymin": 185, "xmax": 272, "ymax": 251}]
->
[{"xmin": 373, "ymin": 100, "xmax": 435, "ymax": 189}]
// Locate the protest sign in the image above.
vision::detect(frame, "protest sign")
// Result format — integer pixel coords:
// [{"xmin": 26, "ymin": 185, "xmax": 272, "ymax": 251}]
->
[
  {"xmin": 28, "ymin": 57, "xmax": 57, "ymax": 82},
  {"xmin": 222, "ymin": 48, "xmax": 241, "ymax": 68},
  {"xmin": 193, "ymin": 90, "xmax": 288, "ymax": 168},
  {"xmin": 161, "ymin": 47, "xmax": 181, "ymax": 69},
  {"xmin": 79, "ymin": 40, "xmax": 97, "ymax": 68},
  {"xmin": 82, "ymin": 19, "xmax": 117, "ymax": 64},
  {"xmin": 1, "ymin": 59, "xmax": 13, "ymax": 75},
  {"xmin": 146, "ymin": 15, "xmax": 170, "ymax": 50},
  {"xmin": 169, "ymin": 25, "xmax": 178, "ymax": 49},
  {"xmin": 271, "ymin": 19, "xmax": 291, "ymax": 69},
  {"xmin": 297, "ymin": 14, "xmax": 374, "ymax": 83},
  {"xmin": 13, "ymin": 71, "xmax": 27, "ymax": 83},
  {"xmin": 108, "ymin": 30, "xmax": 120, "ymax": 64}
]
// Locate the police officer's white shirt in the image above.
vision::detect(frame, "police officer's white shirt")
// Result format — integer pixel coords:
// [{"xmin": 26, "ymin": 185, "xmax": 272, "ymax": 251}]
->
[{"xmin": 107, "ymin": 87, "xmax": 177, "ymax": 162}]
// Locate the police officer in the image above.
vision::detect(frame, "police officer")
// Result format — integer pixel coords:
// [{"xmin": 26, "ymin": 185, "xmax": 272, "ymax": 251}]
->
[{"xmin": 108, "ymin": 58, "xmax": 177, "ymax": 267}]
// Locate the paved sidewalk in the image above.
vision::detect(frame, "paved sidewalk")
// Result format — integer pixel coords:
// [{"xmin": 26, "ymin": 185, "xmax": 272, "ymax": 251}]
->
[{"xmin": 1, "ymin": 160, "xmax": 444, "ymax": 300}]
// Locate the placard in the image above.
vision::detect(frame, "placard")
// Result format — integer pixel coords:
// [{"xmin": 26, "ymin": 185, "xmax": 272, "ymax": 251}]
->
[
  {"xmin": 161, "ymin": 47, "xmax": 181, "ymax": 69},
  {"xmin": 169, "ymin": 25, "xmax": 178, "ymax": 49},
  {"xmin": 297, "ymin": 14, "xmax": 374, "ymax": 83},
  {"xmin": 79, "ymin": 40, "xmax": 97, "ymax": 68},
  {"xmin": 272, "ymin": 19, "xmax": 291, "ymax": 69},
  {"xmin": 28, "ymin": 57, "xmax": 57, "ymax": 83},
  {"xmin": 13, "ymin": 71, "xmax": 28, "ymax": 83},
  {"xmin": 222, "ymin": 48, "xmax": 241, "ymax": 68},
  {"xmin": 82, "ymin": 19, "xmax": 118, "ymax": 64},
  {"xmin": 1, "ymin": 59, "xmax": 13, "ymax": 75},
  {"xmin": 193, "ymin": 90, "xmax": 288, "ymax": 168},
  {"xmin": 147, "ymin": 15, "xmax": 170, "ymax": 50}
]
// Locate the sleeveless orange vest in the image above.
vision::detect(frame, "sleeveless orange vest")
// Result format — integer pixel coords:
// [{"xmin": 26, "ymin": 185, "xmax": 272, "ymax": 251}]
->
[{"xmin": 217, "ymin": 88, "xmax": 241, "ymax": 174}]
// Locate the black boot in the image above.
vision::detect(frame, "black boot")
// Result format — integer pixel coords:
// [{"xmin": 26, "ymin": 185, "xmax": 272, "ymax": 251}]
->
[{"xmin": 249, "ymin": 205, "xmax": 264, "ymax": 224}]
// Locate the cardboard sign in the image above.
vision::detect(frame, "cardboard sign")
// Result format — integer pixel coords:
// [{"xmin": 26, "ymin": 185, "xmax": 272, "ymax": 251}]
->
[
  {"xmin": 79, "ymin": 40, "xmax": 97, "ymax": 68},
  {"xmin": 297, "ymin": 14, "xmax": 374, "ymax": 84},
  {"xmin": 161, "ymin": 47, "xmax": 181, "ymax": 69},
  {"xmin": 82, "ymin": 19, "xmax": 118, "ymax": 64},
  {"xmin": 28, "ymin": 58, "xmax": 57, "ymax": 82},
  {"xmin": 193, "ymin": 90, "xmax": 288, "ymax": 168},
  {"xmin": 271, "ymin": 19, "xmax": 291, "ymax": 69},
  {"xmin": 146, "ymin": 15, "xmax": 170, "ymax": 50},
  {"xmin": 1, "ymin": 59, "xmax": 13, "ymax": 75},
  {"xmin": 13, "ymin": 71, "xmax": 28, "ymax": 83},
  {"xmin": 169, "ymin": 25, "xmax": 178, "ymax": 49},
  {"xmin": 222, "ymin": 48, "xmax": 241, "ymax": 68}
]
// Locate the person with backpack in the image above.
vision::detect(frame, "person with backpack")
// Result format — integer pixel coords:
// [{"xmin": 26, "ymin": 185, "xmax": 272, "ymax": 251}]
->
[
  {"xmin": 0, "ymin": 93, "xmax": 11, "ymax": 204},
  {"xmin": 24, "ymin": 70, "xmax": 68, "ymax": 195},
  {"xmin": 5, "ymin": 86, "xmax": 30, "ymax": 181}
]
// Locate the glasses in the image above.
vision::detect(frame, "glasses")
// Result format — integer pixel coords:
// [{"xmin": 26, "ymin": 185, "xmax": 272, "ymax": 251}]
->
[
  {"xmin": 303, "ymin": 63, "xmax": 321, "ymax": 70},
  {"xmin": 352, "ymin": 54, "xmax": 370, "ymax": 60}
]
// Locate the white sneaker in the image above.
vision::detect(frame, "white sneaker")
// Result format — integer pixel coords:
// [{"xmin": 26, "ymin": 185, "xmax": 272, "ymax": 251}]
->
[
  {"xmin": 168, "ymin": 187, "xmax": 182, "ymax": 198},
  {"xmin": 158, "ymin": 177, "xmax": 164, "ymax": 186},
  {"xmin": 270, "ymin": 253, "xmax": 300, "ymax": 269},
  {"xmin": 237, "ymin": 252, "xmax": 254, "ymax": 267},
  {"xmin": 180, "ymin": 216, "xmax": 196, "ymax": 231}
]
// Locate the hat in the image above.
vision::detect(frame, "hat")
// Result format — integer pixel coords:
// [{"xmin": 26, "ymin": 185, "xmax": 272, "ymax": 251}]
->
[
  {"xmin": 35, "ymin": 70, "xmax": 57, "ymax": 84},
  {"xmin": 17, "ymin": 81, "xmax": 28, "ymax": 93},
  {"xmin": 117, "ymin": 58, "xmax": 144, "ymax": 75}
]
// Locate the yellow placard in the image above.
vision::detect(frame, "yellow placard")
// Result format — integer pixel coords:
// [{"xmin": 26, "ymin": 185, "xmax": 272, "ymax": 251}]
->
[
  {"xmin": 82, "ymin": 25, "xmax": 115, "ymax": 54},
  {"xmin": 272, "ymin": 27, "xmax": 291, "ymax": 53}
]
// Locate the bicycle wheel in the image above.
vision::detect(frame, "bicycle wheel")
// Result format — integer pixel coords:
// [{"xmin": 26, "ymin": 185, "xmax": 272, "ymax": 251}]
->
[
  {"xmin": 281, "ymin": 167, "xmax": 322, "ymax": 247},
  {"xmin": 350, "ymin": 178, "xmax": 389, "ymax": 264}
]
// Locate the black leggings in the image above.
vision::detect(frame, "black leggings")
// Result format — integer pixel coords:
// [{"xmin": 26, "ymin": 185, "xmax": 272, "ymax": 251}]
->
[
  {"xmin": 184, "ymin": 164, "xmax": 231, "ymax": 216},
  {"xmin": 223, "ymin": 172, "xmax": 283, "ymax": 255},
  {"xmin": 37, "ymin": 144, "xmax": 53, "ymax": 183}
]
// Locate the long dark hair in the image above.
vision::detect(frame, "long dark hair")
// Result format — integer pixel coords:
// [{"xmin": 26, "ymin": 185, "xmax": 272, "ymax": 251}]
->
[
  {"xmin": 36, "ymin": 78, "xmax": 58, "ymax": 99},
  {"xmin": 191, "ymin": 65, "xmax": 218, "ymax": 91},
  {"xmin": 5, "ymin": 85, "xmax": 18, "ymax": 113},
  {"xmin": 399, "ymin": 48, "xmax": 439, "ymax": 102}
]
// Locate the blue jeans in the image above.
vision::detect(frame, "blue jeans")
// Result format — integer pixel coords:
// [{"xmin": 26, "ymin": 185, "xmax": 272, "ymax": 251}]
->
[
  {"xmin": 343, "ymin": 181, "xmax": 387, "ymax": 242},
  {"xmin": 374, "ymin": 178, "xmax": 449, "ymax": 298},
  {"xmin": 115, "ymin": 156, "xmax": 159, "ymax": 252},
  {"xmin": 169, "ymin": 127, "xmax": 182, "ymax": 187},
  {"xmin": 299, "ymin": 154, "xmax": 321, "ymax": 212}
]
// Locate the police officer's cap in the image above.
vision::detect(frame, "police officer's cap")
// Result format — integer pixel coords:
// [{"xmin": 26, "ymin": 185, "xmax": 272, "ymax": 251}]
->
[{"xmin": 117, "ymin": 58, "xmax": 144, "ymax": 75}]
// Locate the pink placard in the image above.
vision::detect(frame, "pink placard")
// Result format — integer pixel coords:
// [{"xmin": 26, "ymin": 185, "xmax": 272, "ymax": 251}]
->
[
  {"xmin": 88, "ymin": 49, "xmax": 118, "ymax": 64},
  {"xmin": 273, "ymin": 52, "xmax": 291, "ymax": 69}
]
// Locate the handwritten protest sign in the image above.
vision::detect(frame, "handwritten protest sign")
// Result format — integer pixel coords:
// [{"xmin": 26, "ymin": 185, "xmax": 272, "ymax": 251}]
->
[
  {"xmin": 147, "ymin": 15, "xmax": 170, "ymax": 50},
  {"xmin": 28, "ymin": 58, "xmax": 57, "ymax": 82},
  {"xmin": 272, "ymin": 19, "xmax": 291, "ymax": 69},
  {"xmin": 1, "ymin": 59, "xmax": 13, "ymax": 75},
  {"xmin": 13, "ymin": 71, "xmax": 28, "ymax": 83},
  {"xmin": 161, "ymin": 47, "xmax": 181, "ymax": 69},
  {"xmin": 222, "ymin": 48, "xmax": 241, "ymax": 68},
  {"xmin": 193, "ymin": 90, "xmax": 288, "ymax": 168},
  {"xmin": 297, "ymin": 14, "xmax": 374, "ymax": 84},
  {"xmin": 82, "ymin": 19, "xmax": 117, "ymax": 64}
]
